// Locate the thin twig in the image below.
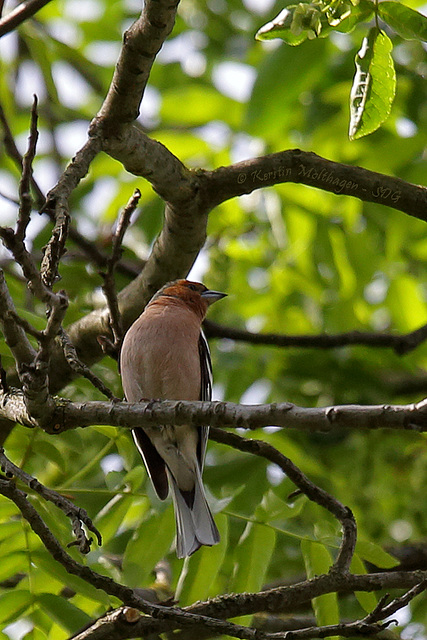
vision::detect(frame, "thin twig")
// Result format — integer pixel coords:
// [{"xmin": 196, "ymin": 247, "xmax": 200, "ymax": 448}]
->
[
  {"xmin": 58, "ymin": 330, "xmax": 119, "ymax": 401},
  {"xmin": 0, "ymin": 0, "xmax": 54, "ymax": 37},
  {"xmin": 0, "ymin": 448, "xmax": 102, "ymax": 552},
  {"xmin": 369, "ymin": 580, "xmax": 427, "ymax": 620},
  {"xmin": 0, "ymin": 269, "xmax": 36, "ymax": 371},
  {"xmin": 100, "ymin": 188, "xmax": 141, "ymax": 348},
  {"xmin": 16, "ymin": 95, "xmax": 38, "ymax": 243},
  {"xmin": 0, "ymin": 101, "xmax": 120, "ymax": 274},
  {"xmin": 40, "ymin": 207, "xmax": 69, "ymax": 290}
]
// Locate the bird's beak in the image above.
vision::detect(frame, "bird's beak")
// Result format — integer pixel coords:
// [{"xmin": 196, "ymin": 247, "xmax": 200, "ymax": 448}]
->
[{"xmin": 201, "ymin": 289, "xmax": 227, "ymax": 305}]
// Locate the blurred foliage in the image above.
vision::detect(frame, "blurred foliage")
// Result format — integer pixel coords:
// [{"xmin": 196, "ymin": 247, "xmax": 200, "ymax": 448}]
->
[{"xmin": 0, "ymin": 0, "xmax": 427, "ymax": 636}]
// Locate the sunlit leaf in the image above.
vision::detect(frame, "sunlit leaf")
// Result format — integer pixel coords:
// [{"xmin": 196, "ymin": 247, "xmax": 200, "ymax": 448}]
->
[
  {"xmin": 256, "ymin": 8, "xmax": 307, "ymax": 45},
  {"xmin": 0, "ymin": 590, "xmax": 32, "ymax": 624},
  {"xmin": 349, "ymin": 29, "xmax": 396, "ymax": 140}
]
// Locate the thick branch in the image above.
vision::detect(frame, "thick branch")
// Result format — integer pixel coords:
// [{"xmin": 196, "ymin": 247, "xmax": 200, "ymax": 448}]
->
[
  {"xmin": 200, "ymin": 150, "xmax": 427, "ymax": 222},
  {"xmin": 94, "ymin": 0, "xmax": 179, "ymax": 128},
  {"xmin": 50, "ymin": 397, "xmax": 427, "ymax": 434},
  {"xmin": 1, "ymin": 391, "xmax": 427, "ymax": 435}
]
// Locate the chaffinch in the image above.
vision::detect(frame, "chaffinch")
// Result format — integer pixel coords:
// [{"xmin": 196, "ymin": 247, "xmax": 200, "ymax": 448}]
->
[{"xmin": 120, "ymin": 279, "xmax": 226, "ymax": 558}]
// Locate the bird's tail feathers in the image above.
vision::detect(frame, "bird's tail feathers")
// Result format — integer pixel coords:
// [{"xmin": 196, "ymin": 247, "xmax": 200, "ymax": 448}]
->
[{"xmin": 168, "ymin": 468, "xmax": 220, "ymax": 559}]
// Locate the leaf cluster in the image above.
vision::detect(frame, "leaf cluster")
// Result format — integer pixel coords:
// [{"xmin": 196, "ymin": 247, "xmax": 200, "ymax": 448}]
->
[{"xmin": 256, "ymin": 0, "xmax": 427, "ymax": 138}]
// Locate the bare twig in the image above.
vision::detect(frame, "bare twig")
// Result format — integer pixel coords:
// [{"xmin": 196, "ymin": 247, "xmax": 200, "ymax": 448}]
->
[
  {"xmin": 59, "ymin": 330, "xmax": 118, "ymax": 401},
  {"xmin": 100, "ymin": 188, "xmax": 141, "ymax": 349},
  {"xmin": 275, "ymin": 582, "xmax": 427, "ymax": 639},
  {"xmin": 0, "ymin": 448, "xmax": 102, "ymax": 552},
  {"xmin": 16, "ymin": 95, "xmax": 38, "ymax": 244},
  {"xmin": 0, "ymin": 101, "xmax": 125, "ymax": 273},
  {"xmin": 369, "ymin": 580, "xmax": 427, "ymax": 620},
  {"xmin": 210, "ymin": 428, "xmax": 356, "ymax": 573},
  {"xmin": 0, "ymin": 269, "xmax": 36, "ymax": 371},
  {"xmin": 0, "ymin": 0, "xmax": 54, "ymax": 37},
  {"xmin": 40, "ymin": 208, "xmax": 69, "ymax": 290}
]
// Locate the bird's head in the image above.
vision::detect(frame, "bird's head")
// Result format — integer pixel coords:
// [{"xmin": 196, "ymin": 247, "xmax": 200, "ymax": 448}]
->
[{"xmin": 150, "ymin": 279, "xmax": 226, "ymax": 319}]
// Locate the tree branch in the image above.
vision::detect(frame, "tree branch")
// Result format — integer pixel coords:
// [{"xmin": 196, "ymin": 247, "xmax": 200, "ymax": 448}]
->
[
  {"xmin": 99, "ymin": 188, "xmax": 141, "ymax": 351},
  {"xmin": 1, "ymin": 390, "xmax": 427, "ymax": 438},
  {"xmin": 16, "ymin": 95, "xmax": 38, "ymax": 244},
  {"xmin": 210, "ymin": 428, "xmax": 356, "ymax": 573},
  {"xmin": 200, "ymin": 150, "xmax": 427, "ymax": 223},
  {"xmin": 68, "ymin": 569, "xmax": 427, "ymax": 640},
  {"xmin": 2, "ymin": 472, "xmax": 425, "ymax": 640},
  {"xmin": 0, "ymin": 0, "xmax": 54, "ymax": 37},
  {"xmin": 37, "ymin": 396, "xmax": 427, "ymax": 435},
  {"xmin": 94, "ymin": 0, "xmax": 179, "ymax": 129},
  {"xmin": 204, "ymin": 321, "xmax": 427, "ymax": 356}
]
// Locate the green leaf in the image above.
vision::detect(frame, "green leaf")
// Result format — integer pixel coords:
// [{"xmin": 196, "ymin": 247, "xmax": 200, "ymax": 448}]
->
[
  {"xmin": 94, "ymin": 494, "xmax": 134, "ymax": 544},
  {"xmin": 387, "ymin": 274, "xmax": 427, "ymax": 331},
  {"xmin": 0, "ymin": 520, "xmax": 23, "ymax": 543},
  {"xmin": 256, "ymin": 8, "xmax": 308, "ymax": 45},
  {"xmin": 161, "ymin": 85, "xmax": 242, "ymax": 127},
  {"xmin": 350, "ymin": 553, "xmax": 378, "ymax": 612},
  {"xmin": 255, "ymin": 489, "xmax": 305, "ymax": 522},
  {"xmin": 355, "ymin": 540, "xmax": 397, "ymax": 569},
  {"xmin": 123, "ymin": 506, "xmax": 175, "ymax": 587},
  {"xmin": 230, "ymin": 522, "xmax": 276, "ymax": 594},
  {"xmin": 177, "ymin": 513, "xmax": 228, "ymax": 606},
  {"xmin": 256, "ymin": 1, "xmax": 374, "ymax": 42},
  {"xmin": 334, "ymin": 0, "xmax": 374, "ymax": 33},
  {"xmin": 349, "ymin": 28, "xmax": 396, "ymax": 140},
  {"xmin": 31, "ymin": 550, "xmax": 110, "ymax": 605},
  {"xmin": 0, "ymin": 590, "xmax": 33, "ymax": 624},
  {"xmin": 36, "ymin": 593, "xmax": 92, "ymax": 634},
  {"xmin": 229, "ymin": 522, "xmax": 276, "ymax": 627},
  {"xmin": 0, "ymin": 551, "xmax": 28, "ymax": 582},
  {"xmin": 378, "ymin": 2, "xmax": 427, "ymax": 41},
  {"xmin": 301, "ymin": 540, "xmax": 339, "ymax": 626}
]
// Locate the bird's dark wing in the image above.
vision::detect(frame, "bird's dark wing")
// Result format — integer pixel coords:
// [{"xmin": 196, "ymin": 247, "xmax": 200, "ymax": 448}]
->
[
  {"xmin": 197, "ymin": 330, "xmax": 212, "ymax": 470},
  {"xmin": 132, "ymin": 427, "xmax": 169, "ymax": 500}
]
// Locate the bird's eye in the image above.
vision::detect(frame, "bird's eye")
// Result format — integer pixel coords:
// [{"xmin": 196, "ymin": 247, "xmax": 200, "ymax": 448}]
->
[{"xmin": 187, "ymin": 283, "xmax": 198, "ymax": 292}]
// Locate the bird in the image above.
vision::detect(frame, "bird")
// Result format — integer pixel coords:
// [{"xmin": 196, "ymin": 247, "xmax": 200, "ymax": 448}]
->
[{"xmin": 119, "ymin": 279, "xmax": 226, "ymax": 558}]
